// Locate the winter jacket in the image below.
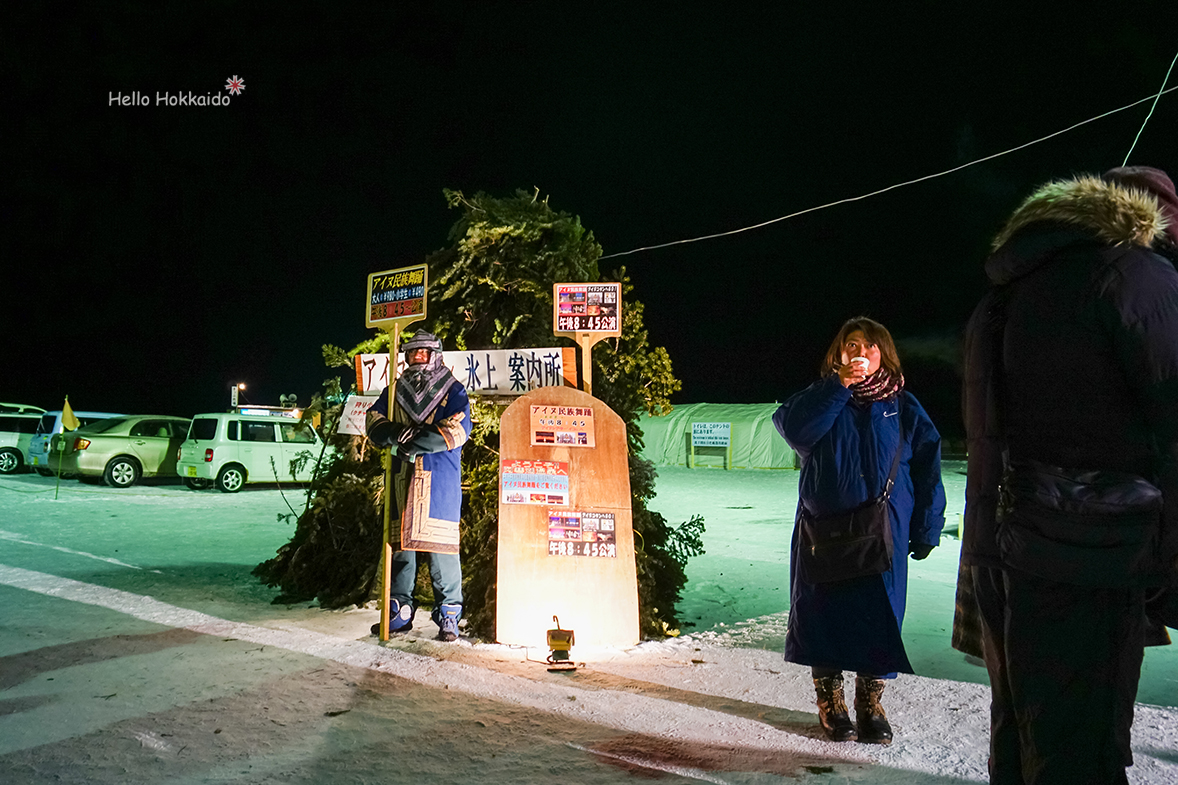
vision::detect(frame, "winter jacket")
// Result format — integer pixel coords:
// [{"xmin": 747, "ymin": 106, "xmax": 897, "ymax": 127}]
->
[
  {"xmin": 962, "ymin": 176, "xmax": 1178, "ymax": 577},
  {"xmin": 368, "ymin": 381, "xmax": 471, "ymax": 531},
  {"xmin": 774, "ymin": 376, "xmax": 946, "ymax": 675}
]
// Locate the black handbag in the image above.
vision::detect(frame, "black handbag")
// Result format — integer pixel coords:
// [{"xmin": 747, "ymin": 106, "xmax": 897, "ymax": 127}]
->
[
  {"xmin": 997, "ymin": 458, "xmax": 1163, "ymax": 588},
  {"xmin": 796, "ymin": 411, "xmax": 903, "ymax": 584}
]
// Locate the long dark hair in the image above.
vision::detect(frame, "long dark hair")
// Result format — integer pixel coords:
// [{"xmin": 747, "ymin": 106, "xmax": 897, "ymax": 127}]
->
[{"xmin": 820, "ymin": 316, "xmax": 903, "ymax": 378}]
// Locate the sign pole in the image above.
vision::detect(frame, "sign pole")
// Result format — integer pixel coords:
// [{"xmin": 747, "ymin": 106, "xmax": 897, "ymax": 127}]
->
[
  {"xmin": 378, "ymin": 322, "xmax": 401, "ymax": 641},
  {"xmin": 576, "ymin": 332, "xmax": 602, "ymax": 396},
  {"xmin": 365, "ymin": 263, "xmax": 427, "ymax": 643}
]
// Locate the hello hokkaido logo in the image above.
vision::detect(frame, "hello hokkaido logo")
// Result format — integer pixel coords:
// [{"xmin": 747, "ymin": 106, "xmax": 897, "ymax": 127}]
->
[{"xmin": 109, "ymin": 75, "xmax": 245, "ymax": 107}]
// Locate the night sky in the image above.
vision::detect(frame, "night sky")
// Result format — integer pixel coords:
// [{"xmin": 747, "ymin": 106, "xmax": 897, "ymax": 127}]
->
[{"xmin": 8, "ymin": 3, "xmax": 1177, "ymax": 439}]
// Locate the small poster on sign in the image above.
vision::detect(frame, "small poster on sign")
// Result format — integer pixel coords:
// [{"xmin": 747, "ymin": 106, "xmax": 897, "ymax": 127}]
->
[
  {"xmin": 500, "ymin": 459, "xmax": 569, "ymax": 506},
  {"xmin": 529, "ymin": 405, "xmax": 596, "ymax": 448},
  {"xmin": 547, "ymin": 511, "xmax": 617, "ymax": 558},
  {"xmin": 553, "ymin": 283, "xmax": 621, "ymax": 334},
  {"xmin": 338, "ymin": 394, "xmax": 379, "ymax": 436}
]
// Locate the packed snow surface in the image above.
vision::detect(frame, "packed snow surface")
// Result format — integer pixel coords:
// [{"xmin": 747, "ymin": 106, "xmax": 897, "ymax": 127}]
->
[{"xmin": 1, "ymin": 463, "xmax": 1175, "ymax": 783}]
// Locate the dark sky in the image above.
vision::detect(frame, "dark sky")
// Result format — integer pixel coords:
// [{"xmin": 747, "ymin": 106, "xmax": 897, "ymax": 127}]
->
[{"xmin": 8, "ymin": 3, "xmax": 1177, "ymax": 438}]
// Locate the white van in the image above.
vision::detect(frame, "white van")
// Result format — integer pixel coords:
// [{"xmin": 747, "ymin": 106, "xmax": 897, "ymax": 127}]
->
[
  {"xmin": 0, "ymin": 413, "xmax": 42, "ymax": 474},
  {"xmin": 176, "ymin": 411, "xmax": 328, "ymax": 492},
  {"xmin": 28, "ymin": 410, "xmax": 125, "ymax": 476}
]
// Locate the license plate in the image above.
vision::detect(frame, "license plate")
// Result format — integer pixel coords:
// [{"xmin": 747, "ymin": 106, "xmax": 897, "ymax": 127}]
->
[{"xmin": 186, "ymin": 466, "xmax": 198, "ymax": 477}]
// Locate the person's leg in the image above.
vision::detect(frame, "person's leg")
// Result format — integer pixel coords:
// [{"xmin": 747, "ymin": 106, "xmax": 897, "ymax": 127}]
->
[
  {"xmin": 1002, "ymin": 568, "xmax": 1145, "ymax": 784},
  {"xmin": 429, "ymin": 551, "xmax": 463, "ymax": 641},
  {"xmin": 853, "ymin": 673, "xmax": 892, "ymax": 745},
  {"xmin": 811, "ymin": 667, "xmax": 855, "ymax": 742},
  {"xmin": 369, "ymin": 549, "xmax": 418, "ymax": 634},
  {"xmin": 973, "ymin": 564, "xmax": 1023, "ymax": 784}
]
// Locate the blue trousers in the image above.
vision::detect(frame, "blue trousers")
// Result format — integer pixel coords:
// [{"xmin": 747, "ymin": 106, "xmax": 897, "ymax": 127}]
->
[{"xmin": 390, "ymin": 548, "xmax": 463, "ymax": 609}]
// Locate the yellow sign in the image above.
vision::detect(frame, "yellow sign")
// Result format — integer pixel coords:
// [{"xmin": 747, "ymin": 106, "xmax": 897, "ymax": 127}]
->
[{"xmin": 366, "ymin": 264, "xmax": 427, "ymax": 329}]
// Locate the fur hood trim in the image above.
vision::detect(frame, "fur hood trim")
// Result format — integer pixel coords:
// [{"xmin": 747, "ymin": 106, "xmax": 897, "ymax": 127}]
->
[{"xmin": 992, "ymin": 176, "xmax": 1170, "ymax": 252}]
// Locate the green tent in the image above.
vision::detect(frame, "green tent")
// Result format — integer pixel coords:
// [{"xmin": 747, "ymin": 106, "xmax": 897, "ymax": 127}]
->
[{"xmin": 637, "ymin": 403, "xmax": 799, "ymax": 470}]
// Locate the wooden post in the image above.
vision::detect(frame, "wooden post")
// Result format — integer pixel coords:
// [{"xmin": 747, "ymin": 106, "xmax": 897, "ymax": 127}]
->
[
  {"xmin": 378, "ymin": 322, "xmax": 401, "ymax": 641},
  {"xmin": 575, "ymin": 332, "xmax": 604, "ymax": 396}
]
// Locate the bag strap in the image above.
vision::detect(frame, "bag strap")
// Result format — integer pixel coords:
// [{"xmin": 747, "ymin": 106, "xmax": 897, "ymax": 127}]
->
[{"xmin": 882, "ymin": 398, "xmax": 904, "ymax": 498}]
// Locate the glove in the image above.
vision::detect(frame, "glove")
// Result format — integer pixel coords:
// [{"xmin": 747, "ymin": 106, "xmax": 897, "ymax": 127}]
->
[
  {"xmin": 909, "ymin": 542, "xmax": 935, "ymax": 561},
  {"xmin": 396, "ymin": 444, "xmax": 421, "ymax": 463},
  {"xmin": 397, "ymin": 424, "xmax": 424, "ymax": 445},
  {"xmin": 366, "ymin": 418, "xmax": 397, "ymax": 447}
]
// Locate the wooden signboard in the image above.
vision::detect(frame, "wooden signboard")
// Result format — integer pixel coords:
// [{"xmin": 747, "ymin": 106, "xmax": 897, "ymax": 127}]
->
[{"xmin": 496, "ymin": 386, "xmax": 639, "ymax": 649}]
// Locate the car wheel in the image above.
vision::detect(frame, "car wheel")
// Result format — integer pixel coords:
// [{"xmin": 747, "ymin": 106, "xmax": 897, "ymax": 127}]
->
[
  {"xmin": 0, "ymin": 448, "xmax": 21, "ymax": 474},
  {"xmin": 216, "ymin": 465, "xmax": 245, "ymax": 493},
  {"xmin": 104, "ymin": 457, "xmax": 141, "ymax": 488},
  {"xmin": 184, "ymin": 477, "xmax": 212, "ymax": 490},
  {"xmin": 35, "ymin": 468, "xmax": 54, "ymax": 477}
]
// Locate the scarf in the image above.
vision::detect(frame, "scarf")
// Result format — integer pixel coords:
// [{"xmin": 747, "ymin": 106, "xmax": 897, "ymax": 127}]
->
[
  {"xmin": 395, "ymin": 352, "xmax": 458, "ymax": 424},
  {"xmin": 846, "ymin": 366, "xmax": 905, "ymax": 404}
]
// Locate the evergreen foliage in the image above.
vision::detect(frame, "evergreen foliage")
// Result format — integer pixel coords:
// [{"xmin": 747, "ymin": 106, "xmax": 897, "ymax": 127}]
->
[{"xmin": 254, "ymin": 188, "xmax": 701, "ymax": 640}]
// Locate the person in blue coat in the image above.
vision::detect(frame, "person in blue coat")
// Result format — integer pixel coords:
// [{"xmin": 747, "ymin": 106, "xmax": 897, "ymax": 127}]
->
[
  {"xmin": 366, "ymin": 331, "xmax": 471, "ymax": 642},
  {"xmin": 774, "ymin": 316, "xmax": 945, "ymax": 744}
]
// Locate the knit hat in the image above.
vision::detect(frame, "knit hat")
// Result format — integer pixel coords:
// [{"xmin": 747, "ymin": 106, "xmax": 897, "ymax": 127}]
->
[{"xmin": 1103, "ymin": 166, "xmax": 1178, "ymax": 246}]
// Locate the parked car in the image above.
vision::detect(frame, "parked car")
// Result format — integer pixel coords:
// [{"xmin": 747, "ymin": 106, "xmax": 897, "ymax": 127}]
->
[
  {"xmin": 0, "ymin": 412, "xmax": 42, "ymax": 474},
  {"xmin": 176, "ymin": 411, "xmax": 328, "ymax": 492},
  {"xmin": 47, "ymin": 415, "xmax": 192, "ymax": 488},
  {"xmin": 0, "ymin": 402, "xmax": 46, "ymax": 414},
  {"xmin": 28, "ymin": 410, "xmax": 125, "ymax": 475}
]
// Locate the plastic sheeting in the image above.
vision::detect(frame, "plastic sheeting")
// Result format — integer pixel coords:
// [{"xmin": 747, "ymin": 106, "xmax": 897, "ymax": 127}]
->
[{"xmin": 637, "ymin": 403, "xmax": 798, "ymax": 470}]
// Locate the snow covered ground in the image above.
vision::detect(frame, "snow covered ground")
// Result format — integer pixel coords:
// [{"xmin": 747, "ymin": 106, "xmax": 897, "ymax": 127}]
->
[{"xmin": 0, "ymin": 462, "xmax": 1175, "ymax": 783}]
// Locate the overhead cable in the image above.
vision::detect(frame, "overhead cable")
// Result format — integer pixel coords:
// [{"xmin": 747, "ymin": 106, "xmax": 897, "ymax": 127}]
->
[{"xmin": 601, "ymin": 84, "xmax": 1178, "ymax": 261}]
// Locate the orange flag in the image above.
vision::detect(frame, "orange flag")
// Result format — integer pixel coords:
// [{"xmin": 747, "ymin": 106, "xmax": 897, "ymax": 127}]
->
[{"xmin": 62, "ymin": 397, "xmax": 80, "ymax": 431}]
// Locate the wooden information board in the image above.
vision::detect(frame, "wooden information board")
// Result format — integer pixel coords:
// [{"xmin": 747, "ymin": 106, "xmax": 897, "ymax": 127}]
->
[{"xmin": 496, "ymin": 386, "xmax": 639, "ymax": 649}]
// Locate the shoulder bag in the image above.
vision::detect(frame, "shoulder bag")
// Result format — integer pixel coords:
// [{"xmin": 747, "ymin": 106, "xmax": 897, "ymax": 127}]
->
[{"xmin": 796, "ymin": 406, "xmax": 902, "ymax": 584}]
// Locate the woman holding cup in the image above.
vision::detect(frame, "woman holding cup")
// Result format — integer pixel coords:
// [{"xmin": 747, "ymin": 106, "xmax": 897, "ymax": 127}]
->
[{"xmin": 773, "ymin": 316, "xmax": 946, "ymax": 744}]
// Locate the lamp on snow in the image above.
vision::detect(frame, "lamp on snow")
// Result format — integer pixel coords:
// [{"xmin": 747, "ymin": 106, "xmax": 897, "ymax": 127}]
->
[{"xmin": 546, "ymin": 616, "xmax": 575, "ymax": 667}]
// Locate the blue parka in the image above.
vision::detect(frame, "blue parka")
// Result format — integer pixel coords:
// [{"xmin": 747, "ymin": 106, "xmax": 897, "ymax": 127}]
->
[{"xmin": 774, "ymin": 375, "xmax": 946, "ymax": 676}]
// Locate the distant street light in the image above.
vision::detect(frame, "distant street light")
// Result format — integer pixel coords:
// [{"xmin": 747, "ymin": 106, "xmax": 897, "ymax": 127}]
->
[{"xmin": 230, "ymin": 383, "xmax": 246, "ymax": 409}]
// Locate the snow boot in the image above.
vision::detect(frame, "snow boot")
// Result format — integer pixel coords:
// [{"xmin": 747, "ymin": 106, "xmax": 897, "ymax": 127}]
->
[
  {"xmin": 854, "ymin": 676, "xmax": 893, "ymax": 745},
  {"xmin": 369, "ymin": 599, "xmax": 413, "ymax": 636},
  {"xmin": 813, "ymin": 675, "xmax": 857, "ymax": 742},
  {"xmin": 434, "ymin": 603, "xmax": 462, "ymax": 642}
]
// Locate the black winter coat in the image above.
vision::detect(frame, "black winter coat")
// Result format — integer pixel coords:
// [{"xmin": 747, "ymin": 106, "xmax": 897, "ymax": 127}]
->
[{"xmin": 962, "ymin": 176, "xmax": 1178, "ymax": 577}]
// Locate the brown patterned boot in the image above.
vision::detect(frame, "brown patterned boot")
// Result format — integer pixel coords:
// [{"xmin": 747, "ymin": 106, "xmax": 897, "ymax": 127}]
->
[
  {"xmin": 813, "ymin": 675, "xmax": 857, "ymax": 742},
  {"xmin": 854, "ymin": 676, "xmax": 893, "ymax": 745}
]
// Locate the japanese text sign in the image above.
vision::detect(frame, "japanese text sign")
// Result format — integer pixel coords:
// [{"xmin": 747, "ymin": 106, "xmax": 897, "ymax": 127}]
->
[
  {"xmin": 500, "ymin": 459, "xmax": 569, "ymax": 506},
  {"xmin": 547, "ymin": 511, "xmax": 617, "ymax": 558},
  {"xmin": 354, "ymin": 348, "xmax": 572, "ymax": 396},
  {"xmin": 366, "ymin": 264, "xmax": 427, "ymax": 328},
  {"xmin": 553, "ymin": 282, "xmax": 622, "ymax": 335},
  {"xmin": 529, "ymin": 404, "xmax": 596, "ymax": 448},
  {"xmin": 691, "ymin": 422, "xmax": 731, "ymax": 447}
]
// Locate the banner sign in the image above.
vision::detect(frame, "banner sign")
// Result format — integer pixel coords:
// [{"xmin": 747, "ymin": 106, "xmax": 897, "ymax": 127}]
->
[
  {"xmin": 691, "ymin": 422, "xmax": 731, "ymax": 447},
  {"xmin": 337, "ymin": 394, "xmax": 379, "ymax": 436},
  {"xmin": 547, "ymin": 510, "xmax": 617, "ymax": 558},
  {"xmin": 530, "ymin": 404, "xmax": 596, "ymax": 448},
  {"xmin": 500, "ymin": 459, "xmax": 569, "ymax": 506},
  {"xmin": 355, "ymin": 348, "xmax": 574, "ymax": 395},
  {"xmin": 553, "ymin": 283, "xmax": 622, "ymax": 334},
  {"xmin": 366, "ymin": 264, "xmax": 427, "ymax": 329}
]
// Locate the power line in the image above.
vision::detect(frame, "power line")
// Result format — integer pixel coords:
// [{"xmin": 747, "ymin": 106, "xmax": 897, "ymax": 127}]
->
[
  {"xmin": 601, "ymin": 85, "xmax": 1178, "ymax": 261},
  {"xmin": 1123, "ymin": 47, "xmax": 1178, "ymax": 166}
]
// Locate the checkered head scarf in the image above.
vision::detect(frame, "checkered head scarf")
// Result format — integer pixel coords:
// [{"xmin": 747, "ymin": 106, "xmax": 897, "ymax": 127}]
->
[{"xmin": 395, "ymin": 332, "xmax": 457, "ymax": 424}]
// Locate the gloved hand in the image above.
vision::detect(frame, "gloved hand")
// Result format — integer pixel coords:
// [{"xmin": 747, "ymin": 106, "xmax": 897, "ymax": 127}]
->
[
  {"xmin": 397, "ymin": 424, "xmax": 424, "ymax": 445},
  {"xmin": 909, "ymin": 542, "xmax": 935, "ymax": 561},
  {"xmin": 366, "ymin": 419, "xmax": 398, "ymax": 447},
  {"xmin": 395, "ymin": 444, "xmax": 421, "ymax": 463}
]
